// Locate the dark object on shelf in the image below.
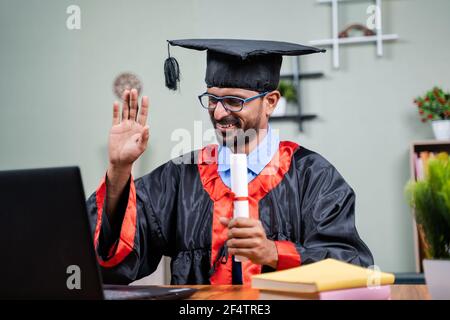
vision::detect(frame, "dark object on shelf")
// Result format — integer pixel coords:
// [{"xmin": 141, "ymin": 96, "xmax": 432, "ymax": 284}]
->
[
  {"xmin": 339, "ymin": 23, "xmax": 376, "ymax": 38},
  {"xmin": 393, "ymin": 273, "xmax": 426, "ymax": 285},
  {"xmin": 270, "ymin": 114, "xmax": 318, "ymax": 122},
  {"xmin": 279, "ymin": 72, "xmax": 324, "ymax": 80},
  {"xmin": 270, "ymin": 57, "xmax": 324, "ymax": 131}
]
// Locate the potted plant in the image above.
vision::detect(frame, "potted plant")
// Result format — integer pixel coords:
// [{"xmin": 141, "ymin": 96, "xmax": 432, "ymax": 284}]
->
[
  {"xmin": 414, "ymin": 87, "xmax": 450, "ymax": 140},
  {"xmin": 274, "ymin": 80, "xmax": 298, "ymax": 117},
  {"xmin": 406, "ymin": 153, "xmax": 450, "ymax": 299}
]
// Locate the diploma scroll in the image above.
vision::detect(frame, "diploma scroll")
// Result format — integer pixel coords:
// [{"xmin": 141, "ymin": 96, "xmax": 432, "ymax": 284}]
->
[{"xmin": 230, "ymin": 153, "xmax": 249, "ymax": 262}]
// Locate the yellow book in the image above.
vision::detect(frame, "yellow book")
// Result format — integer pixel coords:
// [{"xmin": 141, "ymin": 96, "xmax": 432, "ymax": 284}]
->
[{"xmin": 251, "ymin": 259, "xmax": 395, "ymax": 293}]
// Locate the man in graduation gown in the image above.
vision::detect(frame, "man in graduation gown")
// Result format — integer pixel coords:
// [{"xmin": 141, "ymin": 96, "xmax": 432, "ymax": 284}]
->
[{"xmin": 86, "ymin": 39, "xmax": 374, "ymax": 285}]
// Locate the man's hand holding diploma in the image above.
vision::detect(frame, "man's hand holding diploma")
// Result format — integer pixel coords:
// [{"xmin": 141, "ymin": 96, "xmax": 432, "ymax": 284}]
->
[{"xmin": 219, "ymin": 217, "xmax": 278, "ymax": 269}]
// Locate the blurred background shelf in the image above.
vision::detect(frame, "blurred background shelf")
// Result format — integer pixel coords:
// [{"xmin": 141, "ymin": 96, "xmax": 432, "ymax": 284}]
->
[
  {"xmin": 271, "ymin": 55, "xmax": 324, "ymax": 131},
  {"xmin": 279, "ymin": 72, "xmax": 324, "ymax": 80},
  {"xmin": 270, "ymin": 114, "xmax": 318, "ymax": 122},
  {"xmin": 310, "ymin": 0, "xmax": 399, "ymax": 68}
]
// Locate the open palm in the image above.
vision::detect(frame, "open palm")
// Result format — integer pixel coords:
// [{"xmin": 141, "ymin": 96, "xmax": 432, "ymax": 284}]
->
[{"xmin": 108, "ymin": 89, "xmax": 149, "ymax": 167}]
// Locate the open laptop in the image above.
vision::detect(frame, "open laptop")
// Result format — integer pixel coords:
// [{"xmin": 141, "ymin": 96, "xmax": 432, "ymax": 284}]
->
[{"xmin": 0, "ymin": 166, "xmax": 196, "ymax": 300}]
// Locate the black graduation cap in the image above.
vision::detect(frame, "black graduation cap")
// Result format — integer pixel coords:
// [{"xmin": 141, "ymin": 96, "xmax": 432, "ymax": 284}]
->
[{"xmin": 164, "ymin": 39, "xmax": 325, "ymax": 92}]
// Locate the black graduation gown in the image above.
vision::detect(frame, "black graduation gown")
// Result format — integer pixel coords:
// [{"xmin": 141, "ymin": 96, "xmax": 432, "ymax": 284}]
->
[{"xmin": 86, "ymin": 141, "xmax": 373, "ymax": 285}]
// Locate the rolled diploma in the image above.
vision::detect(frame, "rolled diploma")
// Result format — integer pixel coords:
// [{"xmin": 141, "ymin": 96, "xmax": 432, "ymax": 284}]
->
[{"xmin": 230, "ymin": 153, "xmax": 249, "ymax": 262}]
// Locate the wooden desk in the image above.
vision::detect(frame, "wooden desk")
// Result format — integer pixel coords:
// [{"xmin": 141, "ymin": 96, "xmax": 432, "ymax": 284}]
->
[{"xmin": 179, "ymin": 285, "xmax": 430, "ymax": 300}]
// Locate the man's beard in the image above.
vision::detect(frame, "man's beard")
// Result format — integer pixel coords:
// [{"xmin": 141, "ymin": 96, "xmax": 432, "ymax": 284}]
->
[{"xmin": 210, "ymin": 114, "xmax": 261, "ymax": 151}]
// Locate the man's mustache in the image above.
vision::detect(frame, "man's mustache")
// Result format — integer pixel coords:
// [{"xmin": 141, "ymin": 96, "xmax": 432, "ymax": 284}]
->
[{"xmin": 212, "ymin": 116, "xmax": 241, "ymax": 127}]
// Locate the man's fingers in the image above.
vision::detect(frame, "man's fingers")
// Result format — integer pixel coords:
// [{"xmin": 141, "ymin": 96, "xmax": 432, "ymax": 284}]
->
[
  {"xmin": 219, "ymin": 217, "xmax": 230, "ymax": 226},
  {"xmin": 112, "ymin": 101, "xmax": 120, "ymax": 125},
  {"xmin": 227, "ymin": 238, "xmax": 260, "ymax": 248},
  {"xmin": 129, "ymin": 88, "xmax": 138, "ymax": 121},
  {"xmin": 227, "ymin": 248, "xmax": 254, "ymax": 257},
  {"xmin": 228, "ymin": 227, "xmax": 261, "ymax": 239},
  {"xmin": 121, "ymin": 89, "xmax": 130, "ymax": 120},
  {"xmin": 139, "ymin": 126, "xmax": 150, "ymax": 149},
  {"xmin": 228, "ymin": 218, "xmax": 259, "ymax": 229},
  {"xmin": 138, "ymin": 96, "xmax": 149, "ymax": 126}
]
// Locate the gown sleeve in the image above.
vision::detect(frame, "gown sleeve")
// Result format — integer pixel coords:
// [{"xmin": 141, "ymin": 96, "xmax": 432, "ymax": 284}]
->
[
  {"xmin": 85, "ymin": 160, "xmax": 180, "ymax": 284},
  {"xmin": 274, "ymin": 149, "xmax": 374, "ymax": 269}
]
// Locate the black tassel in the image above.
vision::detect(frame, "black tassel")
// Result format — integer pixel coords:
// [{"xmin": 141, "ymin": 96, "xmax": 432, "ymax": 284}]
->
[
  {"xmin": 164, "ymin": 42, "xmax": 180, "ymax": 90},
  {"xmin": 208, "ymin": 244, "xmax": 228, "ymax": 278}
]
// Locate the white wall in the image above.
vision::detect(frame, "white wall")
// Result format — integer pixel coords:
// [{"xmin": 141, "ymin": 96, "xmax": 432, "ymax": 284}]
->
[{"xmin": 1, "ymin": 0, "xmax": 450, "ymax": 280}]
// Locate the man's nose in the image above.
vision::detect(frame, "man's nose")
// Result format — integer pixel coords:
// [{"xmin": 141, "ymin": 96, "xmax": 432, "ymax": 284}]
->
[{"xmin": 213, "ymin": 101, "xmax": 230, "ymax": 120}]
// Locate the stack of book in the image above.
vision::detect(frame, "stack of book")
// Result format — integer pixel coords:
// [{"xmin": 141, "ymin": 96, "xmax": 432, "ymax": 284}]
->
[
  {"xmin": 251, "ymin": 259, "xmax": 395, "ymax": 300},
  {"xmin": 414, "ymin": 151, "xmax": 449, "ymax": 180}
]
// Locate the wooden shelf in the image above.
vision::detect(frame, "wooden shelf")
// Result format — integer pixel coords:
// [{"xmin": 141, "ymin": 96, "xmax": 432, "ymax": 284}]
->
[
  {"xmin": 411, "ymin": 140, "xmax": 450, "ymax": 149},
  {"xmin": 409, "ymin": 141, "xmax": 450, "ymax": 272}
]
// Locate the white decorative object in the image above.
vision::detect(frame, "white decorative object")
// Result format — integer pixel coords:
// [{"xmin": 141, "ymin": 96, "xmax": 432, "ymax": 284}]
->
[
  {"xmin": 431, "ymin": 120, "xmax": 450, "ymax": 140},
  {"xmin": 423, "ymin": 259, "xmax": 450, "ymax": 300},
  {"xmin": 310, "ymin": 0, "xmax": 399, "ymax": 69},
  {"xmin": 272, "ymin": 97, "xmax": 287, "ymax": 117},
  {"xmin": 230, "ymin": 153, "xmax": 249, "ymax": 263}
]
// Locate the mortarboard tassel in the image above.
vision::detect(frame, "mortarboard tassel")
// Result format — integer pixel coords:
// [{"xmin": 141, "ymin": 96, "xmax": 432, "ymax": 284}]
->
[{"xmin": 164, "ymin": 42, "xmax": 180, "ymax": 90}]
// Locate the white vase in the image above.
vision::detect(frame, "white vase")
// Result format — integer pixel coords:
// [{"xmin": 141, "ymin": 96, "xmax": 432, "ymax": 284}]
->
[
  {"xmin": 272, "ymin": 97, "xmax": 287, "ymax": 117},
  {"xmin": 431, "ymin": 120, "xmax": 450, "ymax": 140},
  {"xmin": 423, "ymin": 259, "xmax": 450, "ymax": 300}
]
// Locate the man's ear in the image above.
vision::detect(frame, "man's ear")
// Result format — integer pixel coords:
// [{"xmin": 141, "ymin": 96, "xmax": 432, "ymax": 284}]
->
[{"xmin": 264, "ymin": 90, "xmax": 281, "ymax": 117}]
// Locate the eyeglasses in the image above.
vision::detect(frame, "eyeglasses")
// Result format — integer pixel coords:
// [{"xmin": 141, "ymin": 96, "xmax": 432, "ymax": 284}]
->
[{"xmin": 198, "ymin": 91, "xmax": 269, "ymax": 112}]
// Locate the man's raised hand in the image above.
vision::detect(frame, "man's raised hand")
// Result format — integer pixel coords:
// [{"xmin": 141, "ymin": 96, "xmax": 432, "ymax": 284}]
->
[
  {"xmin": 105, "ymin": 88, "xmax": 149, "ymax": 218},
  {"xmin": 108, "ymin": 88, "xmax": 149, "ymax": 169}
]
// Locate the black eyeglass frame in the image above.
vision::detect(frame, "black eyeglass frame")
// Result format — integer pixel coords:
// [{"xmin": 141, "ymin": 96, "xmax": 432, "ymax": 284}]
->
[{"xmin": 198, "ymin": 91, "xmax": 269, "ymax": 112}]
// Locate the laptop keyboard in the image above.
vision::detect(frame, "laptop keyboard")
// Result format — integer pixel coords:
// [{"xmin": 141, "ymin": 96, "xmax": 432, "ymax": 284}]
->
[{"xmin": 103, "ymin": 285, "xmax": 196, "ymax": 300}]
